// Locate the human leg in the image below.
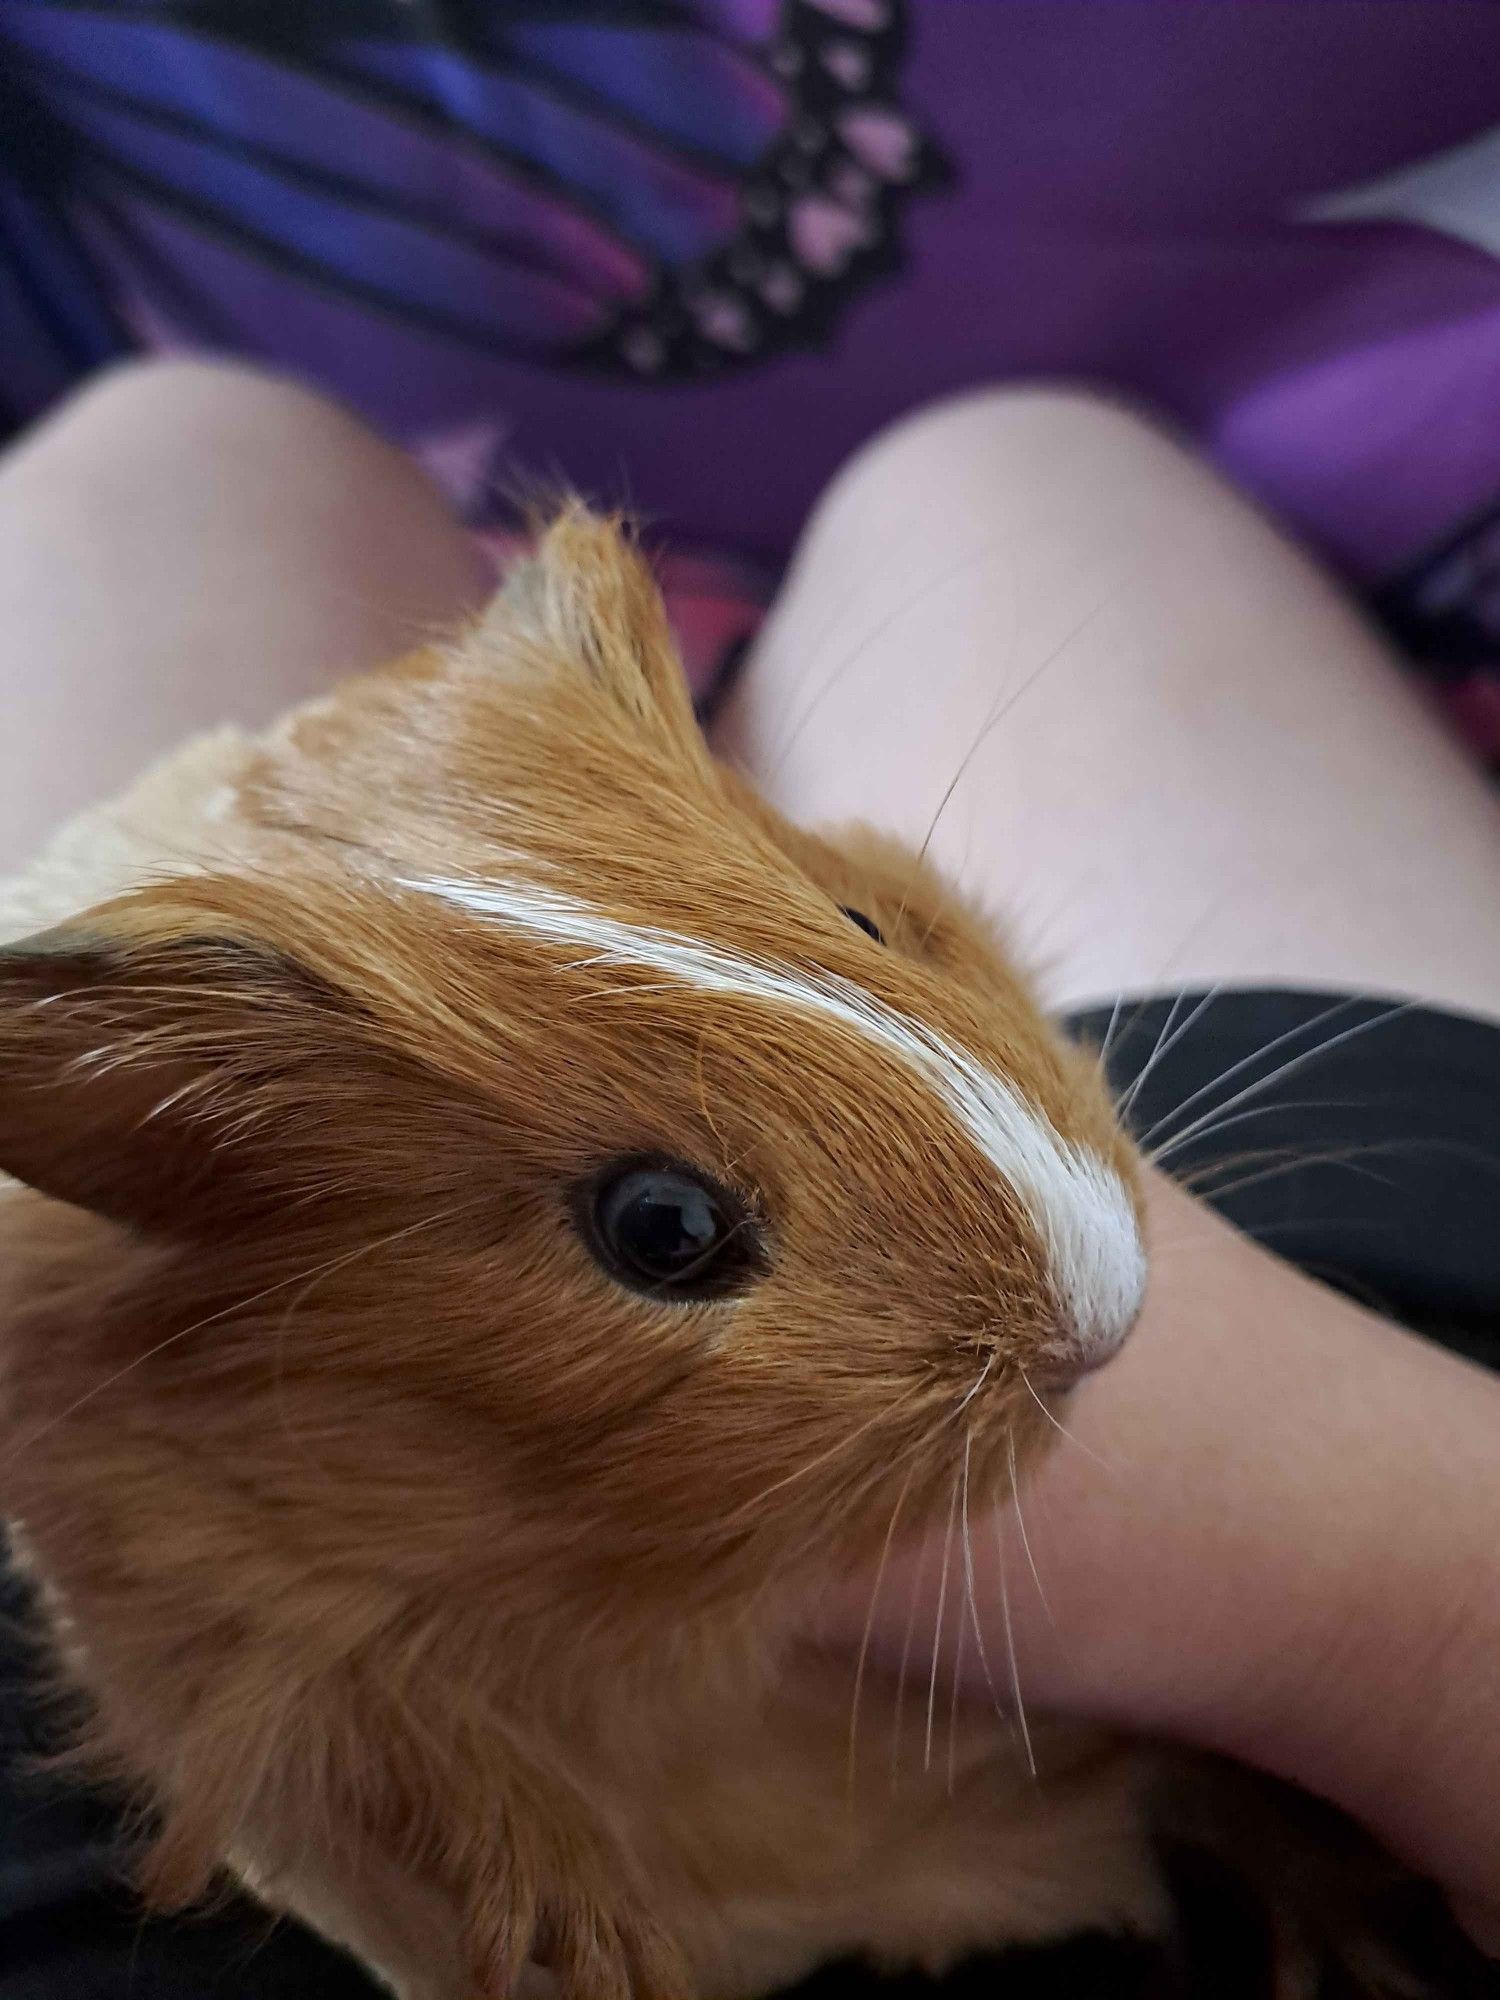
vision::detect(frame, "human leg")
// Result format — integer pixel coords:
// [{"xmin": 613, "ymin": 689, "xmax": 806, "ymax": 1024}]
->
[
  {"xmin": 715, "ymin": 387, "xmax": 1500, "ymax": 1022},
  {"xmin": 0, "ymin": 359, "xmax": 491, "ymax": 872},
  {"xmin": 0, "ymin": 358, "xmax": 488, "ymax": 1997},
  {"xmin": 739, "ymin": 391, "xmax": 1500, "ymax": 1945}
]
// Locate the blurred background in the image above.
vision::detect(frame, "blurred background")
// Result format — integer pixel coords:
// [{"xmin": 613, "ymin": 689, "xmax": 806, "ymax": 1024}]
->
[{"xmin": 3, "ymin": 0, "xmax": 1500, "ymax": 756}]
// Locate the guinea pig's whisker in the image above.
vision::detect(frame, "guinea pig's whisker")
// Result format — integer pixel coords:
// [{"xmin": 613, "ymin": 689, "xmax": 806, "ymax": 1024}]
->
[
  {"xmin": 1200, "ymin": 1144, "xmax": 1500, "ymax": 1216},
  {"xmin": 1120, "ymin": 988, "xmax": 1248, "ymax": 1144},
  {"xmin": 1018, "ymin": 1366, "xmax": 1113, "ymax": 1474},
  {"xmin": 1093, "ymin": 992, "xmax": 1127, "ymax": 1084},
  {"xmin": 924, "ymin": 1476, "xmax": 961, "ymax": 1776},
  {"xmin": 1152, "ymin": 1096, "xmax": 1362, "ymax": 1165},
  {"xmin": 7, "ymin": 1204, "xmax": 479, "ymax": 1466},
  {"xmin": 1113, "ymin": 987, "xmax": 1189, "ymax": 1121},
  {"xmin": 946, "ymin": 1576, "xmax": 968, "ymax": 1799},
  {"xmin": 1172, "ymin": 1134, "xmax": 1413, "ymax": 1211},
  {"xmin": 770, "ymin": 541, "xmax": 998, "ymax": 778},
  {"xmin": 767, "ymin": 563, "xmax": 898, "ymax": 767},
  {"xmin": 847, "ymin": 1461, "xmax": 916, "ymax": 1804},
  {"xmin": 1007, "ymin": 1430, "xmax": 1054, "ymax": 1631},
  {"xmin": 1152, "ymin": 1016, "xmax": 1400, "ymax": 1160},
  {"xmin": 721, "ymin": 1382, "xmax": 925, "ymax": 1525},
  {"xmin": 1184, "ymin": 1145, "xmax": 1401, "ymax": 1209},
  {"xmin": 1173, "ymin": 1140, "xmax": 1313, "ymax": 1198},
  {"xmin": 1142, "ymin": 998, "xmax": 1409, "ymax": 1159},
  {"xmin": 1148, "ymin": 1008, "xmax": 1413, "ymax": 1167},
  {"xmin": 954, "ymin": 1348, "xmax": 999, "ymax": 1415},
  {"xmin": 692, "ymin": 1026, "xmax": 733, "ymax": 1165},
  {"xmin": 893, "ymin": 590, "xmax": 1025, "ymax": 936},
  {"xmin": 776, "ymin": 1419, "xmax": 948, "ymax": 1604},
  {"xmin": 1083, "ymin": 888, "xmax": 1254, "ymax": 1098},
  {"xmin": 890, "ymin": 1513, "xmax": 931, "ymax": 1793},
  {"xmin": 1181, "ymin": 1134, "xmax": 1500, "ymax": 1218},
  {"xmin": 991, "ymin": 1508, "xmax": 1037, "ymax": 1778},
  {"xmin": 893, "ymin": 592, "xmax": 1117, "ymax": 936},
  {"xmin": 960, "ymin": 1429, "xmax": 1006, "ymax": 1726},
  {"xmin": 1115, "ymin": 984, "xmax": 1224, "ymax": 1127}
]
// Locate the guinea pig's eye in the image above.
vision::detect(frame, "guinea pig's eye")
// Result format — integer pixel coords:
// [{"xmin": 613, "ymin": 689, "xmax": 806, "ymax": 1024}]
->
[
  {"xmin": 840, "ymin": 906, "xmax": 884, "ymax": 944},
  {"xmin": 583, "ymin": 1158, "xmax": 763, "ymax": 1301}
]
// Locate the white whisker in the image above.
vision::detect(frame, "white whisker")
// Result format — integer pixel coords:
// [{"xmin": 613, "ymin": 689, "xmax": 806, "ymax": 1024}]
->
[
  {"xmin": 1116, "ymin": 983, "xmax": 1223, "ymax": 1127},
  {"xmin": 847, "ymin": 1460, "xmax": 915, "ymax": 1800},
  {"xmin": 771, "ymin": 542, "xmax": 998, "ymax": 777},
  {"xmin": 1095, "ymin": 992, "xmax": 1126, "ymax": 1080},
  {"xmin": 890, "ymin": 1507, "xmax": 930, "ymax": 1792},
  {"xmin": 1149, "ymin": 1094, "xmax": 1358, "ymax": 1162},
  {"xmin": 1115, "ymin": 986, "xmax": 1187, "ymax": 1122},
  {"xmin": 1007, "ymin": 1430, "xmax": 1054, "ymax": 1629},
  {"xmin": 722, "ymin": 1382, "xmax": 921, "ymax": 1523},
  {"xmin": 955, "ymin": 1347, "xmax": 998, "ymax": 1415},
  {"xmin": 895, "ymin": 592, "xmax": 1118, "ymax": 938},
  {"xmin": 1187, "ymin": 1147, "xmax": 1396, "ymax": 1207},
  {"xmin": 1149, "ymin": 1003, "xmax": 1413, "ymax": 1167},
  {"xmin": 946, "ymin": 1579, "xmax": 968, "ymax": 1799},
  {"xmin": 1020, "ymin": 1366, "xmax": 1113, "ymax": 1473},
  {"xmin": 924, "ymin": 1477, "xmax": 960, "ymax": 1775},
  {"xmin": 992, "ymin": 1509, "xmax": 1036, "ymax": 1778},
  {"xmin": 1140, "ymin": 995, "xmax": 1362, "ymax": 1153}
]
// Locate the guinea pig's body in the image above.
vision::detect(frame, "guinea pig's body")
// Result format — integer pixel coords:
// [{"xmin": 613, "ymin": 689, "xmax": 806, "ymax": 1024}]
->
[{"xmin": 0, "ymin": 516, "xmax": 1465, "ymax": 1998}]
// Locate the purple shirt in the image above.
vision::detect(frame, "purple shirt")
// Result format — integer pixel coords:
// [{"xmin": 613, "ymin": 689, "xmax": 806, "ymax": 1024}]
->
[{"xmin": 4, "ymin": 1, "xmax": 1499, "ymax": 751}]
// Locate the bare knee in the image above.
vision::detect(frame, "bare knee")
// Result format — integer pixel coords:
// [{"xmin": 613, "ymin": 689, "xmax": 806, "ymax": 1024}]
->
[
  {"xmin": 13, "ymin": 358, "xmax": 440, "ymax": 522},
  {"xmin": 854, "ymin": 382, "xmax": 1170, "ymax": 475},
  {"xmin": 5, "ymin": 357, "xmax": 490, "ymax": 633},
  {"xmin": 0, "ymin": 357, "xmax": 489, "ymax": 868},
  {"xmin": 803, "ymin": 382, "xmax": 1198, "ymax": 554}
]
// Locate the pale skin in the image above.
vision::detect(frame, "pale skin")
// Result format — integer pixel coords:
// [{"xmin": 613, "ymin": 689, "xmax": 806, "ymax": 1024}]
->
[{"xmin": 2, "ymin": 362, "xmax": 1497, "ymax": 1941}]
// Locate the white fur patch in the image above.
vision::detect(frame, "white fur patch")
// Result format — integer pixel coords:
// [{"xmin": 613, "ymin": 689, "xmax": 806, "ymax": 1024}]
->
[{"xmin": 400, "ymin": 876, "xmax": 1144, "ymax": 1366}]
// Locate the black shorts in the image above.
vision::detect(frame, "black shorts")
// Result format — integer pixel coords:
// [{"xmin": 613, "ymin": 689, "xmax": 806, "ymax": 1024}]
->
[
  {"xmin": 1071, "ymin": 988, "xmax": 1500, "ymax": 1370},
  {"xmin": 3, "ymin": 991, "xmax": 1498, "ymax": 1998}
]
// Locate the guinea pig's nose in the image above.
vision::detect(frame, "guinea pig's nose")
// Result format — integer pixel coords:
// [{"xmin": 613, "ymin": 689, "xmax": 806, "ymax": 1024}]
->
[
  {"xmin": 1035, "ymin": 1301, "xmax": 1140, "ymax": 1385},
  {"xmin": 1021, "ymin": 1158, "xmax": 1146, "ymax": 1385}
]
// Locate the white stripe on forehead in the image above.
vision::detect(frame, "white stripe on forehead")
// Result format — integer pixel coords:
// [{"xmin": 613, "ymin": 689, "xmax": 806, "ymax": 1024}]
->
[{"xmin": 399, "ymin": 875, "xmax": 1144, "ymax": 1360}]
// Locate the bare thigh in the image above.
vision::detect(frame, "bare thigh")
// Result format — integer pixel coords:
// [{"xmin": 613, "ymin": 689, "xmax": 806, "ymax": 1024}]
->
[
  {"xmin": 715, "ymin": 389, "xmax": 1500, "ymax": 1025},
  {"xmin": 0, "ymin": 359, "xmax": 491, "ymax": 873}
]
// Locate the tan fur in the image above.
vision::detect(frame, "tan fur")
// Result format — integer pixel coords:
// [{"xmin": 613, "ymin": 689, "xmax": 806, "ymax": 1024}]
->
[{"xmin": 0, "ymin": 510, "xmax": 1175, "ymax": 1995}]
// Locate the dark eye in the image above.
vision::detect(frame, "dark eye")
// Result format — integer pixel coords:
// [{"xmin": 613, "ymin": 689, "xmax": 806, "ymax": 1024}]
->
[
  {"xmin": 841, "ymin": 906, "xmax": 884, "ymax": 944},
  {"xmin": 583, "ymin": 1158, "xmax": 762, "ymax": 1300}
]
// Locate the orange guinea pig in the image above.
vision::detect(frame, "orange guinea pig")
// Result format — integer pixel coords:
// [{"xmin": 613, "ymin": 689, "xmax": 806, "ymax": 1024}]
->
[{"xmin": 0, "ymin": 511, "xmax": 1426, "ymax": 1999}]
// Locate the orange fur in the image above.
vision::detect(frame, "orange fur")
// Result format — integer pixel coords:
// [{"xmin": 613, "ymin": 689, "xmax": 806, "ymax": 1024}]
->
[{"xmin": 0, "ymin": 512, "xmax": 1421, "ymax": 1998}]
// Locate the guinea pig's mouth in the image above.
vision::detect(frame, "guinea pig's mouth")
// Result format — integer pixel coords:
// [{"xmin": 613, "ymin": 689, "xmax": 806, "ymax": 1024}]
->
[
  {"xmin": 1029, "ymin": 1255, "xmax": 1147, "ymax": 1385},
  {"xmin": 1031, "ymin": 1304, "xmax": 1141, "ymax": 1385}
]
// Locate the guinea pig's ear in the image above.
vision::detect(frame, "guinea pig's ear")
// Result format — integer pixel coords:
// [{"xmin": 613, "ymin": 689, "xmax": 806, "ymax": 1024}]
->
[
  {"xmin": 0, "ymin": 918, "xmax": 350, "ymax": 1236},
  {"xmin": 484, "ymin": 502, "xmax": 709, "ymax": 763}
]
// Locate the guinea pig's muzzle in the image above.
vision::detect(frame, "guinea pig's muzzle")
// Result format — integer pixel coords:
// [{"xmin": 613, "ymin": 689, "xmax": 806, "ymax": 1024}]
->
[{"xmin": 1029, "ymin": 1159, "xmax": 1147, "ymax": 1383}]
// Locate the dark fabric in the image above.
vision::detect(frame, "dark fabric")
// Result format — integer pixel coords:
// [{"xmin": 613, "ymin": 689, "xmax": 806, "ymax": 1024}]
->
[
  {"xmin": 0, "ymin": 1551, "xmax": 376, "ymax": 1998},
  {"xmin": 1068, "ymin": 989, "xmax": 1500, "ymax": 1370},
  {"xmin": 2, "ymin": 988, "xmax": 1497, "ymax": 1995}
]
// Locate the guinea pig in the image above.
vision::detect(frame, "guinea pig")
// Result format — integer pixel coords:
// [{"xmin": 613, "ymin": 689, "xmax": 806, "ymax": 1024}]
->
[{"xmin": 0, "ymin": 510, "xmax": 1466, "ymax": 1999}]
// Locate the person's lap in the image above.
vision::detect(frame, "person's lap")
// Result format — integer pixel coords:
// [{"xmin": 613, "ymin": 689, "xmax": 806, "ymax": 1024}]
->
[
  {"xmin": 2, "ymin": 361, "xmax": 1498, "ymax": 1996},
  {"xmin": 10, "ymin": 361, "xmax": 1500, "ymax": 1023},
  {"xmin": 0, "ymin": 360, "xmax": 492, "ymax": 875},
  {"xmin": 712, "ymin": 386, "xmax": 1500, "ymax": 1364},
  {"xmin": 714, "ymin": 385, "xmax": 1500, "ymax": 1025}
]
